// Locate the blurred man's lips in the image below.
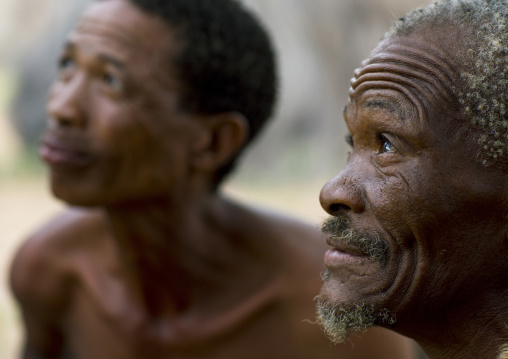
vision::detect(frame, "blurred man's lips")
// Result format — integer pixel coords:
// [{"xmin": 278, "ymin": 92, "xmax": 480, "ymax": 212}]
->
[{"xmin": 39, "ymin": 138, "xmax": 92, "ymax": 168}]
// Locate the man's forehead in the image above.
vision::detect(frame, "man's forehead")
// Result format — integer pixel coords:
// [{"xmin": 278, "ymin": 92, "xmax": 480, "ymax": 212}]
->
[
  {"xmin": 364, "ymin": 98, "xmax": 399, "ymax": 114},
  {"xmin": 370, "ymin": 28, "xmax": 462, "ymax": 89},
  {"xmin": 75, "ymin": 0, "xmax": 175, "ymax": 54},
  {"xmin": 347, "ymin": 90, "xmax": 416, "ymax": 125},
  {"xmin": 349, "ymin": 30, "xmax": 461, "ymax": 128}
]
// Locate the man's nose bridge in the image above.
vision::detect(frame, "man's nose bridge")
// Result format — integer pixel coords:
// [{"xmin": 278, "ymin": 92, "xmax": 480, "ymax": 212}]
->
[
  {"xmin": 334, "ymin": 158, "xmax": 363, "ymax": 188},
  {"xmin": 320, "ymin": 158, "xmax": 365, "ymax": 214},
  {"xmin": 49, "ymin": 74, "xmax": 87, "ymax": 120},
  {"xmin": 333, "ymin": 164, "xmax": 362, "ymax": 196}
]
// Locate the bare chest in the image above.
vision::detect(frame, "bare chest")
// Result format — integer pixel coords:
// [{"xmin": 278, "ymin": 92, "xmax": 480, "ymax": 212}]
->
[{"xmin": 61, "ymin": 267, "xmax": 302, "ymax": 359}]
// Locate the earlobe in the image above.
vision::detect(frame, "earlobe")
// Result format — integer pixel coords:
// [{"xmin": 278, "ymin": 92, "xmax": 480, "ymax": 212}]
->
[{"xmin": 191, "ymin": 112, "xmax": 249, "ymax": 171}]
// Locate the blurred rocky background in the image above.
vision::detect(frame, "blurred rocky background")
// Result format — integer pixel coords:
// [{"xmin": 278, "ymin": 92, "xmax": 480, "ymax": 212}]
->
[{"xmin": 0, "ymin": 0, "xmax": 431, "ymax": 357}]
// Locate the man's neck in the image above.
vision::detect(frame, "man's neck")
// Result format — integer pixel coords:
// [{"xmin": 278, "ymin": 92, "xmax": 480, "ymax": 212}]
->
[
  {"xmin": 413, "ymin": 292, "xmax": 508, "ymax": 359},
  {"xmin": 103, "ymin": 194, "xmax": 274, "ymax": 317}
]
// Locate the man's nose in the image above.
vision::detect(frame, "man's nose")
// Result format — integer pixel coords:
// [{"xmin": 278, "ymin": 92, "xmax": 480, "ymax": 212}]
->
[
  {"xmin": 319, "ymin": 164, "xmax": 365, "ymax": 216},
  {"xmin": 46, "ymin": 75, "xmax": 87, "ymax": 129}
]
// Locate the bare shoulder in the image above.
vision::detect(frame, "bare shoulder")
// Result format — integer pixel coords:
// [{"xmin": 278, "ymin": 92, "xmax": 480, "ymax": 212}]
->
[
  {"xmin": 234, "ymin": 202, "xmax": 326, "ymax": 258},
  {"xmin": 10, "ymin": 207, "xmax": 110, "ymax": 357},
  {"xmin": 10, "ymin": 207, "xmax": 108, "ymax": 307},
  {"xmin": 222, "ymin": 198, "xmax": 328, "ymax": 284}
]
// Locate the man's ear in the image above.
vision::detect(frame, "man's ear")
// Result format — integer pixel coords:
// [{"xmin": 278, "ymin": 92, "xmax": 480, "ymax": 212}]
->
[{"xmin": 191, "ymin": 112, "xmax": 249, "ymax": 171}]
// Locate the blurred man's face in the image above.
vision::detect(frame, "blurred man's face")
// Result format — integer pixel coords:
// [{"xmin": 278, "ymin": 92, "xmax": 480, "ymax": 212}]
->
[
  {"xmin": 41, "ymin": 0, "xmax": 204, "ymax": 206},
  {"xmin": 317, "ymin": 28, "xmax": 508, "ymax": 342}
]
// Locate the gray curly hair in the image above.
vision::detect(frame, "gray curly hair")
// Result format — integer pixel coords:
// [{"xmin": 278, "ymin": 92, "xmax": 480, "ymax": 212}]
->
[{"xmin": 385, "ymin": 0, "xmax": 508, "ymax": 167}]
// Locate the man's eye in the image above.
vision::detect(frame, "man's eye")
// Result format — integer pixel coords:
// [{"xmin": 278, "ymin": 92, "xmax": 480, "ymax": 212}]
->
[
  {"xmin": 380, "ymin": 135, "xmax": 396, "ymax": 153},
  {"xmin": 345, "ymin": 133, "xmax": 354, "ymax": 147},
  {"xmin": 57, "ymin": 56, "xmax": 76, "ymax": 81},
  {"xmin": 58, "ymin": 56, "xmax": 74, "ymax": 70},
  {"xmin": 102, "ymin": 73, "xmax": 123, "ymax": 91}
]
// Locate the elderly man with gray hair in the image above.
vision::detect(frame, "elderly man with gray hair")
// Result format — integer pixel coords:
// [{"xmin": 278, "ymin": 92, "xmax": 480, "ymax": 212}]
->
[{"xmin": 316, "ymin": 0, "xmax": 508, "ymax": 358}]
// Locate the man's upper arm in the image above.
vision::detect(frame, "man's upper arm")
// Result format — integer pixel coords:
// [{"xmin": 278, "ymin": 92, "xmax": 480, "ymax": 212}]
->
[{"xmin": 10, "ymin": 222, "xmax": 74, "ymax": 359}]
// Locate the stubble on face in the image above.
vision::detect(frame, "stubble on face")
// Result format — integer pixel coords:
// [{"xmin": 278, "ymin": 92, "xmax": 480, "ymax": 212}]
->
[
  {"xmin": 316, "ymin": 215, "xmax": 395, "ymax": 343},
  {"xmin": 315, "ymin": 300, "xmax": 396, "ymax": 344},
  {"xmin": 321, "ymin": 216, "xmax": 388, "ymax": 264}
]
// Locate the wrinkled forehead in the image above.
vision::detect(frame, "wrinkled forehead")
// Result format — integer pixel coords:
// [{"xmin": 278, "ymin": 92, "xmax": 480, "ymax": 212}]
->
[{"xmin": 349, "ymin": 30, "xmax": 462, "ymax": 129}]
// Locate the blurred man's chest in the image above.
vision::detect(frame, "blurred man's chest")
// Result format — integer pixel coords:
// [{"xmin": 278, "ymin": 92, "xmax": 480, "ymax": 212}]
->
[{"xmin": 60, "ymin": 272, "xmax": 304, "ymax": 359}]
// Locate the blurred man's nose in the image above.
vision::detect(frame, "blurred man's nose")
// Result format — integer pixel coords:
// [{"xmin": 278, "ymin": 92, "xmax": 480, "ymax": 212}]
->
[
  {"xmin": 46, "ymin": 75, "xmax": 87, "ymax": 129},
  {"xmin": 319, "ymin": 163, "xmax": 365, "ymax": 216}
]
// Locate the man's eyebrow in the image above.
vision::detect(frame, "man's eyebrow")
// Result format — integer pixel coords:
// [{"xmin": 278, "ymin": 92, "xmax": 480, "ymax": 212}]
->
[
  {"xmin": 98, "ymin": 53, "xmax": 125, "ymax": 69},
  {"xmin": 364, "ymin": 98, "xmax": 409, "ymax": 120},
  {"xmin": 364, "ymin": 99, "xmax": 397, "ymax": 112},
  {"xmin": 61, "ymin": 41, "xmax": 125, "ymax": 69},
  {"xmin": 364, "ymin": 98, "xmax": 409, "ymax": 119}
]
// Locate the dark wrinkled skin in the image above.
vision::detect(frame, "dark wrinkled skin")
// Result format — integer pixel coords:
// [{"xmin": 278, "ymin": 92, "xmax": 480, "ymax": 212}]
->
[
  {"xmin": 319, "ymin": 24, "xmax": 508, "ymax": 359},
  {"xmin": 9, "ymin": 0, "xmax": 416, "ymax": 358}
]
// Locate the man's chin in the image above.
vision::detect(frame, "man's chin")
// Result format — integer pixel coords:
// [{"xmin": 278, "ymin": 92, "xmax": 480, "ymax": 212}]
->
[
  {"xmin": 315, "ymin": 294, "xmax": 396, "ymax": 344},
  {"xmin": 316, "ymin": 269, "xmax": 397, "ymax": 343}
]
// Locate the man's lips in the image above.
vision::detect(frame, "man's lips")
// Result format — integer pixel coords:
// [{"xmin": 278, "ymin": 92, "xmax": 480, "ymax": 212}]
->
[
  {"xmin": 39, "ymin": 136, "xmax": 93, "ymax": 168},
  {"xmin": 324, "ymin": 235, "xmax": 370, "ymax": 268},
  {"xmin": 326, "ymin": 235, "xmax": 367, "ymax": 257}
]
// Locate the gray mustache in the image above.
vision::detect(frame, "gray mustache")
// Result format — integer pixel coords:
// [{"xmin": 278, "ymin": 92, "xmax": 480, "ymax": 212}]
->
[{"xmin": 321, "ymin": 216, "xmax": 388, "ymax": 263}]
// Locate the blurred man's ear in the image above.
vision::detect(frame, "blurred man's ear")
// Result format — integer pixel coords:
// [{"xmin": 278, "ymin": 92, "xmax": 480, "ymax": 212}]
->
[{"xmin": 191, "ymin": 112, "xmax": 248, "ymax": 172}]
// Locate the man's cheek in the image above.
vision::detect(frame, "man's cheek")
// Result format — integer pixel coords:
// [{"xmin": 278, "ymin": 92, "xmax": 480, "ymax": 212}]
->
[
  {"xmin": 369, "ymin": 175, "xmax": 409, "ymax": 213},
  {"xmin": 367, "ymin": 176, "xmax": 419, "ymax": 243}
]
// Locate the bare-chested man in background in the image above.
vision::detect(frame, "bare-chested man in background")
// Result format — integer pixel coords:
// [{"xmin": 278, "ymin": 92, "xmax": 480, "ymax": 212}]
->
[{"xmin": 10, "ymin": 0, "xmax": 416, "ymax": 358}]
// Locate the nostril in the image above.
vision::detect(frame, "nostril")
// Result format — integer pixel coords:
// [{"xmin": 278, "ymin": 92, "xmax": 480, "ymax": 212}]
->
[
  {"xmin": 320, "ymin": 174, "xmax": 365, "ymax": 214},
  {"xmin": 329, "ymin": 203, "xmax": 351, "ymax": 215}
]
